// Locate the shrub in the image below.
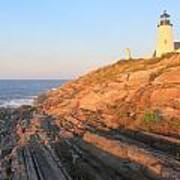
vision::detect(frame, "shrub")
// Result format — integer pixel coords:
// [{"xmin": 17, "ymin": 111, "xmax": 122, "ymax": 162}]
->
[{"xmin": 144, "ymin": 110, "xmax": 161, "ymax": 122}]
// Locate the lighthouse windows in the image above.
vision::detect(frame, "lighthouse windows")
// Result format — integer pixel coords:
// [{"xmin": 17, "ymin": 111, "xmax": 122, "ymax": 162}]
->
[{"xmin": 164, "ymin": 39, "xmax": 168, "ymax": 45}]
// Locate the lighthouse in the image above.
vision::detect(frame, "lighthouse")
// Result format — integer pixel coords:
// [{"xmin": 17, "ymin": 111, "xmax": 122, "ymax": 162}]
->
[{"xmin": 156, "ymin": 11, "xmax": 174, "ymax": 57}]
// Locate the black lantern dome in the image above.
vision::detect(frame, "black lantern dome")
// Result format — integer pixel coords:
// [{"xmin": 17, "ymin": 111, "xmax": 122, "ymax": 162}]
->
[{"xmin": 158, "ymin": 10, "xmax": 173, "ymax": 27}]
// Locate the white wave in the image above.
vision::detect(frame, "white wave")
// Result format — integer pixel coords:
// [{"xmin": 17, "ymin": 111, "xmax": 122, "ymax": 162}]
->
[{"xmin": 0, "ymin": 98, "xmax": 36, "ymax": 108}]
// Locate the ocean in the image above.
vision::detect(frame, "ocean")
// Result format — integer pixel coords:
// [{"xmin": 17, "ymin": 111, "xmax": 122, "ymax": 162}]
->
[{"xmin": 0, "ymin": 80, "xmax": 67, "ymax": 108}]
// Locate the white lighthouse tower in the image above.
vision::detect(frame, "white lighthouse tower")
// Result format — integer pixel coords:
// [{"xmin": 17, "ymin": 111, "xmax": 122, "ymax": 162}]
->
[{"xmin": 156, "ymin": 10, "xmax": 174, "ymax": 57}]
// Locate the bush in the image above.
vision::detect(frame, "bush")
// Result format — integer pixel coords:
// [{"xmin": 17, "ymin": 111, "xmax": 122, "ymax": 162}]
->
[{"xmin": 144, "ymin": 110, "xmax": 161, "ymax": 122}]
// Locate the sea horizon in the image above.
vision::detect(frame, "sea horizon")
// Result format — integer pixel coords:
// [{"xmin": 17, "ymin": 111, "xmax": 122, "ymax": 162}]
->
[
  {"xmin": 0, "ymin": 79, "xmax": 67, "ymax": 108},
  {"xmin": 0, "ymin": 79, "xmax": 70, "ymax": 80}
]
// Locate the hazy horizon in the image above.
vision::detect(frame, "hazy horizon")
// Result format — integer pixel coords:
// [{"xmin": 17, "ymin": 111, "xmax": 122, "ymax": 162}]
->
[
  {"xmin": 0, "ymin": 78, "xmax": 70, "ymax": 80},
  {"xmin": 0, "ymin": 1, "xmax": 180, "ymax": 79}
]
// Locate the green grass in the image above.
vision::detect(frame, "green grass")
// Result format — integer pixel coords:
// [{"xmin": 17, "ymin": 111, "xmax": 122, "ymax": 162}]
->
[{"xmin": 144, "ymin": 110, "xmax": 161, "ymax": 123}]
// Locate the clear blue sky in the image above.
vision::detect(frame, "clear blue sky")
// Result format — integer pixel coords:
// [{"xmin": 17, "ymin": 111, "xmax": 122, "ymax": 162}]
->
[{"xmin": 0, "ymin": 0, "xmax": 180, "ymax": 79}]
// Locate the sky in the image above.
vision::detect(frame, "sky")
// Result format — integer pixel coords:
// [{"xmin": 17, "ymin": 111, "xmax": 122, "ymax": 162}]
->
[{"xmin": 0, "ymin": 0, "xmax": 180, "ymax": 79}]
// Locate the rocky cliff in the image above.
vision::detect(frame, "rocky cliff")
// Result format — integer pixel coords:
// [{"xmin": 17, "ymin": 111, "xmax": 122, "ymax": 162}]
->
[
  {"xmin": 41, "ymin": 53, "xmax": 180, "ymax": 137},
  {"xmin": 0, "ymin": 53, "xmax": 180, "ymax": 179}
]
